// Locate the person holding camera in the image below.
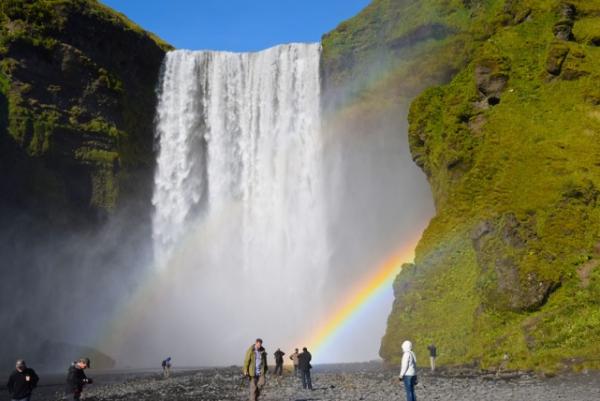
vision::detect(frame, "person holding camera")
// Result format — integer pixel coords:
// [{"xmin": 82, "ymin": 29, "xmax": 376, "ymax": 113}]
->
[
  {"xmin": 65, "ymin": 358, "xmax": 92, "ymax": 401},
  {"xmin": 161, "ymin": 357, "xmax": 172, "ymax": 378},
  {"xmin": 7, "ymin": 359, "xmax": 39, "ymax": 401},
  {"xmin": 289, "ymin": 348, "xmax": 300, "ymax": 377},
  {"xmin": 298, "ymin": 347, "xmax": 313, "ymax": 390},
  {"xmin": 273, "ymin": 349, "xmax": 285, "ymax": 376}
]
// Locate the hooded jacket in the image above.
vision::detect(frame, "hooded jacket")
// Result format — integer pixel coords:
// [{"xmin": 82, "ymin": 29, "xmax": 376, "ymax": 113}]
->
[
  {"xmin": 65, "ymin": 364, "xmax": 89, "ymax": 395},
  {"xmin": 243, "ymin": 345, "xmax": 268, "ymax": 377},
  {"xmin": 399, "ymin": 340, "xmax": 417, "ymax": 377},
  {"xmin": 7, "ymin": 368, "xmax": 39, "ymax": 399}
]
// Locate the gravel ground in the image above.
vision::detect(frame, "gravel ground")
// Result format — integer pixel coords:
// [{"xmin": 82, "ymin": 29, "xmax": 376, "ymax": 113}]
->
[{"xmin": 27, "ymin": 362, "xmax": 600, "ymax": 401}]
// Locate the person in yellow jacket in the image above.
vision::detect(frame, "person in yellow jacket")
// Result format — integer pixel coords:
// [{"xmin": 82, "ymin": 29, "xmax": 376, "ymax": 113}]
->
[{"xmin": 243, "ymin": 338, "xmax": 268, "ymax": 401}]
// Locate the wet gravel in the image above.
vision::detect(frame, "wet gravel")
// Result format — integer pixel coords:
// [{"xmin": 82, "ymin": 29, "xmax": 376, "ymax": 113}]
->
[{"xmin": 30, "ymin": 362, "xmax": 600, "ymax": 401}]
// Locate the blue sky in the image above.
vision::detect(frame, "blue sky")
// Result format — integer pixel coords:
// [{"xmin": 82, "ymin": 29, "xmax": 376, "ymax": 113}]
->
[{"xmin": 100, "ymin": 0, "xmax": 371, "ymax": 52}]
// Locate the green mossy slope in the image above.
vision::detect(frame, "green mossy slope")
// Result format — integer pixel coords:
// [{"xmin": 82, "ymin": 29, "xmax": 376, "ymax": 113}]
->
[
  {"xmin": 323, "ymin": 0, "xmax": 600, "ymax": 372},
  {"xmin": 0, "ymin": 0, "xmax": 170, "ymax": 223}
]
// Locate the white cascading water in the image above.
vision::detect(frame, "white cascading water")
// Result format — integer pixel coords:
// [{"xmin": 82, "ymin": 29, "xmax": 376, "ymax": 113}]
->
[{"xmin": 148, "ymin": 44, "xmax": 329, "ymax": 364}]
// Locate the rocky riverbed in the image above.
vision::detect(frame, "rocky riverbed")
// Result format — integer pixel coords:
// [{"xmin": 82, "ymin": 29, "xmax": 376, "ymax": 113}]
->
[{"xmin": 34, "ymin": 362, "xmax": 600, "ymax": 401}]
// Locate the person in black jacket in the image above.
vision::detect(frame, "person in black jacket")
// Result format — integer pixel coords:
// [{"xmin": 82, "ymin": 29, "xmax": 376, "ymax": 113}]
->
[
  {"xmin": 65, "ymin": 358, "xmax": 92, "ymax": 401},
  {"xmin": 273, "ymin": 349, "xmax": 285, "ymax": 376},
  {"xmin": 297, "ymin": 347, "xmax": 312, "ymax": 390},
  {"xmin": 6, "ymin": 360, "xmax": 39, "ymax": 401},
  {"xmin": 427, "ymin": 344, "xmax": 437, "ymax": 373}
]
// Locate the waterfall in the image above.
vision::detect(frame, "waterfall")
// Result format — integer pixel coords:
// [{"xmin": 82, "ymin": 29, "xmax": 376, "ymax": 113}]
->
[{"xmin": 149, "ymin": 44, "xmax": 328, "ymax": 362}]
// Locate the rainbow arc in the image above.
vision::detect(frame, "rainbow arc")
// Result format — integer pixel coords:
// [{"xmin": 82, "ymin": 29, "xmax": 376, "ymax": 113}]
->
[{"xmin": 307, "ymin": 240, "xmax": 418, "ymax": 356}]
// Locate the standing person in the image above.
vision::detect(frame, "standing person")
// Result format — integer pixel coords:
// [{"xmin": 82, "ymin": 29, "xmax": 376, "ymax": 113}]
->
[
  {"xmin": 398, "ymin": 341, "xmax": 417, "ymax": 401},
  {"xmin": 297, "ymin": 347, "xmax": 312, "ymax": 390},
  {"xmin": 6, "ymin": 359, "xmax": 39, "ymax": 401},
  {"xmin": 273, "ymin": 349, "xmax": 285, "ymax": 377},
  {"xmin": 427, "ymin": 344, "xmax": 437, "ymax": 373},
  {"xmin": 161, "ymin": 357, "xmax": 172, "ymax": 378},
  {"xmin": 243, "ymin": 338, "xmax": 268, "ymax": 401},
  {"xmin": 289, "ymin": 348, "xmax": 300, "ymax": 377},
  {"xmin": 65, "ymin": 358, "xmax": 92, "ymax": 401}
]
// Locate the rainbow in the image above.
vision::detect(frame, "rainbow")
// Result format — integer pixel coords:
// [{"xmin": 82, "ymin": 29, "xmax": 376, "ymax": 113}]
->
[{"xmin": 307, "ymin": 238, "xmax": 419, "ymax": 356}]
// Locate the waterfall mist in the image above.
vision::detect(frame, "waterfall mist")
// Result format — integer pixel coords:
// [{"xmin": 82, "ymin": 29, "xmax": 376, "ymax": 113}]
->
[
  {"xmin": 0, "ymin": 199, "xmax": 153, "ymax": 371},
  {"xmin": 110, "ymin": 44, "xmax": 330, "ymax": 366},
  {"xmin": 321, "ymin": 106, "xmax": 434, "ymax": 362},
  {"xmin": 107, "ymin": 43, "xmax": 434, "ymax": 366},
  {"xmin": 0, "ymin": 42, "xmax": 434, "ymax": 370}
]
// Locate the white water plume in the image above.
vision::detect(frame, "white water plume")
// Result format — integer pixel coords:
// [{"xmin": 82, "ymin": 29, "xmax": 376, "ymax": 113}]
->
[{"xmin": 147, "ymin": 44, "xmax": 329, "ymax": 364}]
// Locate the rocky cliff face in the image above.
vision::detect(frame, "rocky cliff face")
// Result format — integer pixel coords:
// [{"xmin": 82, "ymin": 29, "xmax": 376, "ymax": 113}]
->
[
  {"xmin": 323, "ymin": 0, "xmax": 600, "ymax": 372},
  {"xmin": 0, "ymin": 0, "xmax": 170, "ymax": 368},
  {"xmin": 0, "ymin": 0, "xmax": 170, "ymax": 225}
]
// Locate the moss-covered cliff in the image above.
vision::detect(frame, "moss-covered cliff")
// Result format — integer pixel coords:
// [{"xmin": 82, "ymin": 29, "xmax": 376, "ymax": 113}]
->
[
  {"xmin": 0, "ymin": 0, "xmax": 170, "ymax": 224},
  {"xmin": 323, "ymin": 0, "xmax": 600, "ymax": 372}
]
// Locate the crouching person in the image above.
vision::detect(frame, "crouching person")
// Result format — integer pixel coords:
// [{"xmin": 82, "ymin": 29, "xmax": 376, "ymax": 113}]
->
[
  {"xmin": 65, "ymin": 358, "xmax": 92, "ymax": 401},
  {"xmin": 243, "ymin": 338, "xmax": 268, "ymax": 401}
]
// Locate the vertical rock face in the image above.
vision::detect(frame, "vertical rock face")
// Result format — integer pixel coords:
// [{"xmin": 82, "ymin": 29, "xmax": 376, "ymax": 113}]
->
[
  {"xmin": 323, "ymin": 0, "xmax": 600, "ymax": 371},
  {"xmin": 0, "ymin": 0, "xmax": 170, "ymax": 368},
  {"xmin": 0, "ymin": 0, "xmax": 170, "ymax": 224}
]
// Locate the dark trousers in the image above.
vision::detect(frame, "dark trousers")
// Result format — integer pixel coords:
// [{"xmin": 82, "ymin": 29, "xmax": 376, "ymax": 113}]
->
[
  {"xmin": 274, "ymin": 362, "xmax": 283, "ymax": 376},
  {"xmin": 249, "ymin": 375, "xmax": 265, "ymax": 401},
  {"xmin": 403, "ymin": 375, "xmax": 417, "ymax": 401},
  {"xmin": 300, "ymin": 369, "xmax": 312, "ymax": 390}
]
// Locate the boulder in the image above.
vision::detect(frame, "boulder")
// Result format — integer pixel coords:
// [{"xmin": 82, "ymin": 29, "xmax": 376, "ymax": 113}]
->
[
  {"xmin": 472, "ymin": 214, "xmax": 560, "ymax": 312},
  {"xmin": 553, "ymin": 3, "xmax": 576, "ymax": 40},
  {"xmin": 545, "ymin": 43, "xmax": 570, "ymax": 75},
  {"xmin": 474, "ymin": 57, "xmax": 509, "ymax": 107}
]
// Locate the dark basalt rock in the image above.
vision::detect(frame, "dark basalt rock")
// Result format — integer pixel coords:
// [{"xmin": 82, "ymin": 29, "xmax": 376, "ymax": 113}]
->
[
  {"xmin": 559, "ymin": 2, "xmax": 576, "ymax": 20},
  {"xmin": 474, "ymin": 57, "xmax": 509, "ymax": 108},
  {"xmin": 0, "ymin": 0, "xmax": 170, "ymax": 225},
  {"xmin": 553, "ymin": 3, "xmax": 576, "ymax": 40},
  {"xmin": 472, "ymin": 214, "xmax": 560, "ymax": 312},
  {"xmin": 503, "ymin": 0, "xmax": 532, "ymax": 26},
  {"xmin": 553, "ymin": 20, "xmax": 575, "ymax": 41},
  {"xmin": 560, "ymin": 67, "xmax": 590, "ymax": 80},
  {"xmin": 545, "ymin": 43, "xmax": 570, "ymax": 76}
]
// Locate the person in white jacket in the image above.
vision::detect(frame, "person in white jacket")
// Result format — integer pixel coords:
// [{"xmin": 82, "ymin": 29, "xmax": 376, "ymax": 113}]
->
[{"xmin": 398, "ymin": 340, "xmax": 417, "ymax": 401}]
